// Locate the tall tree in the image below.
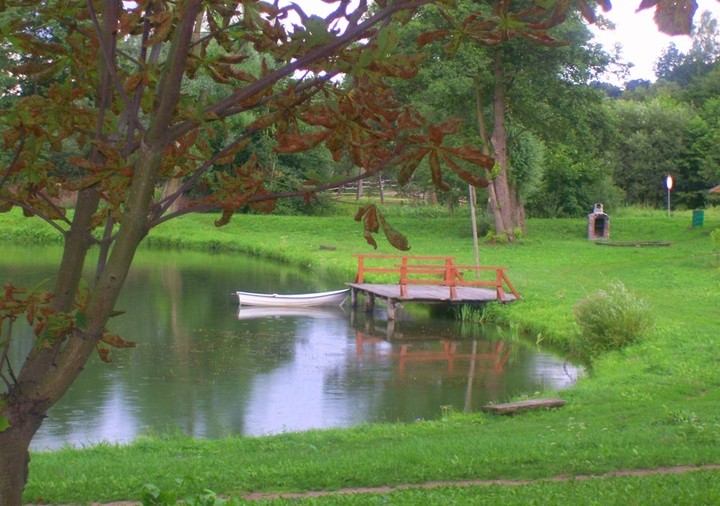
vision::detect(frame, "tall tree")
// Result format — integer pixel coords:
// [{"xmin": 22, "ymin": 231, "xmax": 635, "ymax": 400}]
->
[{"xmin": 398, "ymin": 1, "xmax": 611, "ymax": 236}]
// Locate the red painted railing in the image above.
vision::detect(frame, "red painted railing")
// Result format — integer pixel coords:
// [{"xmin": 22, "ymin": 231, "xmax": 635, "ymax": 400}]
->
[{"xmin": 352, "ymin": 254, "xmax": 520, "ymax": 301}]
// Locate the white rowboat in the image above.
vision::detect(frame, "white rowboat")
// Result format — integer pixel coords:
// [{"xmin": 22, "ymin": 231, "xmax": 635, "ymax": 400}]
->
[{"xmin": 236, "ymin": 288, "xmax": 349, "ymax": 307}]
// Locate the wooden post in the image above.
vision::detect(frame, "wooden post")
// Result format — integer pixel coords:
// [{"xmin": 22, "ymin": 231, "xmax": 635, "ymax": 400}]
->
[
  {"xmin": 399, "ymin": 257, "xmax": 408, "ymax": 297},
  {"xmin": 469, "ymin": 185, "xmax": 480, "ymax": 277},
  {"xmin": 387, "ymin": 299, "xmax": 397, "ymax": 320},
  {"xmin": 386, "ymin": 319, "xmax": 395, "ymax": 339},
  {"xmin": 365, "ymin": 292, "xmax": 375, "ymax": 313},
  {"xmin": 356, "ymin": 256, "xmax": 365, "ymax": 283},
  {"xmin": 495, "ymin": 269, "xmax": 506, "ymax": 300}
]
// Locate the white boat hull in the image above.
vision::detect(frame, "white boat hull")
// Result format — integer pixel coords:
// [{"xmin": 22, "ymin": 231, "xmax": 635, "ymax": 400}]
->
[{"xmin": 236, "ymin": 289, "xmax": 349, "ymax": 307}]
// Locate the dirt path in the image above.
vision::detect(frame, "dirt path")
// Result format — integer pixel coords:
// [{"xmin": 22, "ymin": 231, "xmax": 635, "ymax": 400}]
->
[
  {"xmin": 37, "ymin": 464, "xmax": 720, "ymax": 505},
  {"xmin": 240, "ymin": 464, "xmax": 720, "ymax": 501}
]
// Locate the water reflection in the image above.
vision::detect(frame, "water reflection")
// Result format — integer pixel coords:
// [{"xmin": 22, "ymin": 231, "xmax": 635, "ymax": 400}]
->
[
  {"xmin": 1, "ymin": 245, "xmax": 582, "ymax": 451},
  {"xmin": 237, "ymin": 306, "xmax": 346, "ymax": 320}
]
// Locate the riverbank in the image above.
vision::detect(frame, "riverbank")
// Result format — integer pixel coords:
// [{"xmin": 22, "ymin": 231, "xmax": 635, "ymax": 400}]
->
[{"xmin": 4, "ymin": 206, "xmax": 720, "ymax": 504}]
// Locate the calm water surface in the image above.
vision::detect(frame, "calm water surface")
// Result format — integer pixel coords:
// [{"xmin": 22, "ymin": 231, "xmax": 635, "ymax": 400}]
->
[{"xmin": 1, "ymin": 245, "xmax": 582, "ymax": 450}]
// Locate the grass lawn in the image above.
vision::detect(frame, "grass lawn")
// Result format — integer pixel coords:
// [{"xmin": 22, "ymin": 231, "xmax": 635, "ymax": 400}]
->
[{"xmin": 3, "ymin": 204, "xmax": 720, "ymax": 504}]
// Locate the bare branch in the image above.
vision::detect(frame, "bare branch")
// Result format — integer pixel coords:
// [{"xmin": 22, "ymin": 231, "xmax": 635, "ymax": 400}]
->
[
  {"xmin": 95, "ymin": 211, "xmax": 115, "ymax": 285},
  {"xmin": 8, "ymin": 201, "xmax": 70, "ymax": 236},
  {"xmin": 85, "ymin": 0, "xmax": 133, "ymax": 129}
]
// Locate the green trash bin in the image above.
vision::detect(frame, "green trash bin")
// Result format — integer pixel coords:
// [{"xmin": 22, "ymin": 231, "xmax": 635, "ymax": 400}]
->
[{"xmin": 692, "ymin": 209, "xmax": 704, "ymax": 227}]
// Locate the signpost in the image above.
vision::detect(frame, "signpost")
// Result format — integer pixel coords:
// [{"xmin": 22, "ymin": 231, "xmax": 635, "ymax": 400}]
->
[{"xmin": 666, "ymin": 175, "xmax": 673, "ymax": 217}]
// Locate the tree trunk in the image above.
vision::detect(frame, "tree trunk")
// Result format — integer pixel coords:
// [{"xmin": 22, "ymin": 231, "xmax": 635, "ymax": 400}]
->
[
  {"xmin": 483, "ymin": 52, "xmax": 526, "ymax": 241},
  {"xmin": 0, "ymin": 4, "xmax": 204, "ymax": 503},
  {"xmin": 0, "ymin": 417, "xmax": 43, "ymax": 506}
]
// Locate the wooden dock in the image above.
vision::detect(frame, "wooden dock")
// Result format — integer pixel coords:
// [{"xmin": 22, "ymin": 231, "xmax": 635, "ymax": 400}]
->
[{"xmin": 348, "ymin": 254, "xmax": 520, "ymax": 320}]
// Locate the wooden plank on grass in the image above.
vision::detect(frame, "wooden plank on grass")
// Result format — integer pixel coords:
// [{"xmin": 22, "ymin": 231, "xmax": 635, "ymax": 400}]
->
[{"xmin": 481, "ymin": 398, "xmax": 566, "ymax": 415}]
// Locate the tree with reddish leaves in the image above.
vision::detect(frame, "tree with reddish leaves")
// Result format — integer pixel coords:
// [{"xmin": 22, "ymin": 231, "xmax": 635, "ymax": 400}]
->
[{"xmin": 0, "ymin": 0, "xmax": 701, "ymax": 503}]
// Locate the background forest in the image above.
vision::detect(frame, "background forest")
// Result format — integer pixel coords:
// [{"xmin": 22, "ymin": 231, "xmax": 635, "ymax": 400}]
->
[{"xmin": 376, "ymin": 6, "xmax": 720, "ymax": 223}]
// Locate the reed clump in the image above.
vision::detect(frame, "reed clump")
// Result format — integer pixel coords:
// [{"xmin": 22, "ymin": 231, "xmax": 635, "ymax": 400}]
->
[{"xmin": 573, "ymin": 281, "xmax": 655, "ymax": 360}]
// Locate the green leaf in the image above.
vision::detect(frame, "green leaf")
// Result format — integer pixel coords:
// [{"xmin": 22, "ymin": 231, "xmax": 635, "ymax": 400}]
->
[{"xmin": 377, "ymin": 25, "xmax": 399, "ymax": 55}]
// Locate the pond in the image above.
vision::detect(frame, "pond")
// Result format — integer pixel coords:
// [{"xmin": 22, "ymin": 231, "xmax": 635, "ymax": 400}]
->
[{"xmin": 1, "ymin": 245, "xmax": 582, "ymax": 451}]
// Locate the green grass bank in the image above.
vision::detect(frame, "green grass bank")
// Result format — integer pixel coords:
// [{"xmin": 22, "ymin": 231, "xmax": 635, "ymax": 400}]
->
[{"xmin": 3, "ymin": 205, "xmax": 720, "ymax": 504}]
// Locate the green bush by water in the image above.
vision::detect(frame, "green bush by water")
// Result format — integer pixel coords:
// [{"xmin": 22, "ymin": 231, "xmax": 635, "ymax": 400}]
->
[{"xmin": 573, "ymin": 281, "xmax": 655, "ymax": 361}]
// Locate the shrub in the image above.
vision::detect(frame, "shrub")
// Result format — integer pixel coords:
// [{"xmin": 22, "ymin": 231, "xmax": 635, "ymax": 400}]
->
[{"xmin": 573, "ymin": 281, "xmax": 654, "ymax": 360}]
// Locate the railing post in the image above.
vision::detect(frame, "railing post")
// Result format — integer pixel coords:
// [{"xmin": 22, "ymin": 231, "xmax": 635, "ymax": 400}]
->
[
  {"xmin": 400, "ymin": 256, "xmax": 408, "ymax": 297},
  {"xmin": 496, "ymin": 269, "xmax": 506, "ymax": 300},
  {"xmin": 356, "ymin": 255, "xmax": 365, "ymax": 283},
  {"xmin": 445, "ymin": 258, "xmax": 460, "ymax": 299},
  {"xmin": 500, "ymin": 269, "xmax": 520, "ymax": 299}
]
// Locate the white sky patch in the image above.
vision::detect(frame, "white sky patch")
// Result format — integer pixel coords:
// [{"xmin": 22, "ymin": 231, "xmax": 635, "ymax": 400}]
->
[
  {"xmin": 591, "ymin": 0, "xmax": 720, "ymax": 82},
  {"xmin": 283, "ymin": 1, "xmax": 720, "ymax": 83}
]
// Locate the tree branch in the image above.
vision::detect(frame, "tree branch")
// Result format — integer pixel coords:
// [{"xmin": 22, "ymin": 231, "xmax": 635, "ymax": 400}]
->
[
  {"xmin": 167, "ymin": 0, "xmax": 433, "ymax": 142},
  {"xmin": 0, "ymin": 132, "xmax": 26, "ymax": 191},
  {"xmin": 95, "ymin": 211, "xmax": 115, "ymax": 285},
  {"xmin": 151, "ymin": 150, "xmax": 401, "ymax": 226},
  {"xmin": 148, "ymin": 71, "xmax": 337, "ymax": 226},
  {"xmin": 8, "ymin": 201, "xmax": 70, "ymax": 236},
  {"xmin": 85, "ymin": 0, "xmax": 133, "ymax": 117}
]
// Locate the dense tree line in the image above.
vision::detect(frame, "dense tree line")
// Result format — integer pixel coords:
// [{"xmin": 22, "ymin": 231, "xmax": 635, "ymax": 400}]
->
[{"xmin": 384, "ymin": 5, "xmax": 720, "ymax": 219}]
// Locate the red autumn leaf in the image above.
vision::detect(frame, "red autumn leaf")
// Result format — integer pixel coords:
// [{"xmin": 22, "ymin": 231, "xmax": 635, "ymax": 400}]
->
[
  {"xmin": 445, "ymin": 146, "xmax": 495, "ymax": 170},
  {"xmin": 96, "ymin": 345, "xmax": 112, "ymax": 363},
  {"xmin": 427, "ymin": 118, "xmax": 462, "ymax": 145},
  {"xmin": 440, "ymin": 151, "xmax": 490, "ymax": 188},
  {"xmin": 417, "ymin": 29, "xmax": 452, "ymax": 48},
  {"xmin": 429, "ymin": 150, "xmax": 450, "ymax": 191},
  {"xmin": 101, "ymin": 333, "xmax": 137, "ymax": 349},
  {"xmin": 398, "ymin": 149, "xmax": 428, "ymax": 186},
  {"xmin": 652, "ymin": 0, "xmax": 696, "ymax": 35},
  {"xmin": 275, "ymin": 131, "xmax": 329, "ymax": 153},
  {"xmin": 378, "ymin": 214, "xmax": 410, "ymax": 251}
]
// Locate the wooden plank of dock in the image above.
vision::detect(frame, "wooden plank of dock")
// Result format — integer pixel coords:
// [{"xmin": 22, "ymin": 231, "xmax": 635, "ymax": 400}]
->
[
  {"xmin": 347, "ymin": 282, "xmax": 518, "ymax": 320},
  {"xmin": 347, "ymin": 283, "xmax": 518, "ymax": 303}
]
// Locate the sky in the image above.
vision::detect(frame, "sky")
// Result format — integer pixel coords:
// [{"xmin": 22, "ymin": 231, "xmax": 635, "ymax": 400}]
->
[
  {"xmin": 287, "ymin": 0, "xmax": 720, "ymax": 83},
  {"xmin": 591, "ymin": 0, "xmax": 720, "ymax": 82}
]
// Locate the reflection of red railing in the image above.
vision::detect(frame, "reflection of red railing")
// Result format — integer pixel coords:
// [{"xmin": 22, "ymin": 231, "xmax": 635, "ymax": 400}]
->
[
  {"xmin": 354, "ymin": 331, "xmax": 511, "ymax": 379},
  {"xmin": 352, "ymin": 254, "xmax": 520, "ymax": 301}
]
